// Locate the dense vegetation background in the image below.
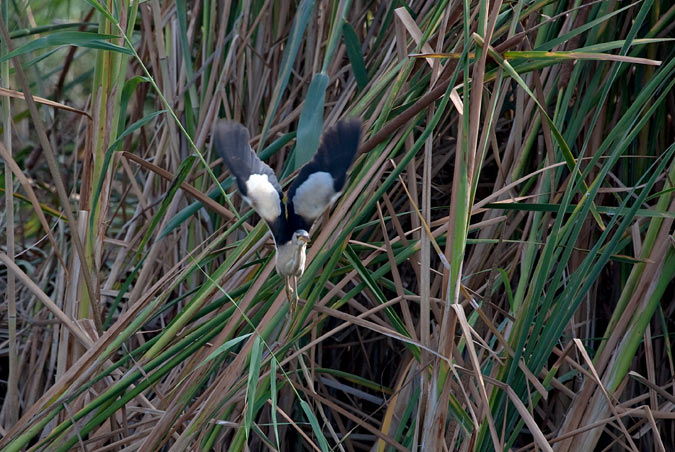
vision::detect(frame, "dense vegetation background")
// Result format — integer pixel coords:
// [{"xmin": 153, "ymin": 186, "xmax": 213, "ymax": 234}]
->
[{"xmin": 0, "ymin": 0, "xmax": 673, "ymax": 450}]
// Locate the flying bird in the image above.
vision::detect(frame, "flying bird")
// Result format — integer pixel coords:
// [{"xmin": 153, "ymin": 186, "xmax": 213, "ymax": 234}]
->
[{"xmin": 213, "ymin": 118, "xmax": 362, "ymax": 312}]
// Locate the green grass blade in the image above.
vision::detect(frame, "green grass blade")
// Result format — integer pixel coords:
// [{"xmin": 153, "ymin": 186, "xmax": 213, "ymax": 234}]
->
[
  {"xmin": 258, "ymin": 0, "xmax": 316, "ymax": 151},
  {"xmin": 244, "ymin": 336, "xmax": 263, "ymax": 441},
  {"xmin": 300, "ymin": 400, "xmax": 330, "ymax": 452},
  {"xmin": 294, "ymin": 72, "xmax": 329, "ymax": 169},
  {"xmin": 342, "ymin": 23, "xmax": 368, "ymax": 90},
  {"xmin": 0, "ymin": 31, "xmax": 131, "ymax": 64}
]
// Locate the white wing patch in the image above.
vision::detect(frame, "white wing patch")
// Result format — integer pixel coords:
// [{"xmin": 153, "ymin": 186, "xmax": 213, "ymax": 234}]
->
[
  {"xmin": 245, "ymin": 174, "xmax": 282, "ymax": 222},
  {"xmin": 292, "ymin": 171, "xmax": 338, "ymax": 221}
]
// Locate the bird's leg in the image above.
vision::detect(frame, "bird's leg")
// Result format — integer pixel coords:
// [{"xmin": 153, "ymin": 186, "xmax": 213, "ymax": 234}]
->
[
  {"xmin": 281, "ymin": 276, "xmax": 300, "ymax": 339},
  {"xmin": 292, "ymin": 276, "xmax": 301, "ymax": 315},
  {"xmin": 285, "ymin": 276, "xmax": 295, "ymax": 316},
  {"xmin": 285, "ymin": 276, "xmax": 301, "ymax": 336}
]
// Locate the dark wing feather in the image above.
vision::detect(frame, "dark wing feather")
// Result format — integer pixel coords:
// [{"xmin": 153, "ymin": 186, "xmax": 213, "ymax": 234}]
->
[
  {"xmin": 287, "ymin": 118, "xmax": 362, "ymax": 229},
  {"xmin": 213, "ymin": 120, "xmax": 282, "ymax": 195},
  {"xmin": 213, "ymin": 120, "xmax": 286, "ymax": 228}
]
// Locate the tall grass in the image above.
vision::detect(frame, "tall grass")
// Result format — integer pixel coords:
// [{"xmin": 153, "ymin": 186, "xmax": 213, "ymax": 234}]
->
[{"xmin": 0, "ymin": 0, "xmax": 673, "ymax": 450}]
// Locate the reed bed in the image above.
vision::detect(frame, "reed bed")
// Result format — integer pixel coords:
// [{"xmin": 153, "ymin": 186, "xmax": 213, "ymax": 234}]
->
[{"xmin": 0, "ymin": 0, "xmax": 674, "ymax": 450}]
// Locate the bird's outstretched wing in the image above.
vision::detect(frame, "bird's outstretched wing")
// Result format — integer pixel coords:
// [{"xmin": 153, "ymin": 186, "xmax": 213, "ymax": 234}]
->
[
  {"xmin": 288, "ymin": 118, "xmax": 362, "ymax": 228},
  {"xmin": 213, "ymin": 120, "xmax": 283, "ymax": 225}
]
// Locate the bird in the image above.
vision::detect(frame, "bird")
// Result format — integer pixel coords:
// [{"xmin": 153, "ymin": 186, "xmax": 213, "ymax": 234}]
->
[{"xmin": 213, "ymin": 118, "xmax": 362, "ymax": 313}]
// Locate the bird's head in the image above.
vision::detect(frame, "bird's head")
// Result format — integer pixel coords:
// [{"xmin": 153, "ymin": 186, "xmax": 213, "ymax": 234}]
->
[{"xmin": 292, "ymin": 230, "xmax": 310, "ymax": 248}]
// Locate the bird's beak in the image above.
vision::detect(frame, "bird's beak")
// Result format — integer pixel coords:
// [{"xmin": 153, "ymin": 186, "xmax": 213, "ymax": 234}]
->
[{"xmin": 298, "ymin": 233, "xmax": 310, "ymax": 244}]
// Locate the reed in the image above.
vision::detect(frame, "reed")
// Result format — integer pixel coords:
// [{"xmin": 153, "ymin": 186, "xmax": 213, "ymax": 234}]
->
[{"xmin": 0, "ymin": 1, "xmax": 673, "ymax": 450}]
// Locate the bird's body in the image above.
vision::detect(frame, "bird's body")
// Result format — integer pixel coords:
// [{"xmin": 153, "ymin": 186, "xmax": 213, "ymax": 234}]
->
[
  {"xmin": 275, "ymin": 232, "xmax": 308, "ymax": 277},
  {"xmin": 213, "ymin": 118, "xmax": 361, "ymax": 311}
]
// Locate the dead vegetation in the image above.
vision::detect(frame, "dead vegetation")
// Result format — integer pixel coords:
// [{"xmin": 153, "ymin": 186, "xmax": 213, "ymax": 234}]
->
[{"xmin": 0, "ymin": 0, "xmax": 674, "ymax": 450}]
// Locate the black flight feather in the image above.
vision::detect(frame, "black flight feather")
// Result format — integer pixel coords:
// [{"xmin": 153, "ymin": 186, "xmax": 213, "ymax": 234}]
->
[
  {"xmin": 213, "ymin": 120, "xmax": 282, "ymax": 198},
  {"xmin": 213, "ymin": 120, "xmax": 289, "ymax": 242},
  {"xmin": 287, "ymin": 118, "xmax": 362, "ymax": 229},
  {"xmin": 214, "ymin": 118, "xmax": 362, "ymax": 245}
]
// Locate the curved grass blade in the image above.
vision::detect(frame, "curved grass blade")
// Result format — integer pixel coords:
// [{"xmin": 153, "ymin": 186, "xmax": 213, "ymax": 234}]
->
[
  {"xmin": 503, "ymin": 50, "xmax": 660, "ymax": 66},
  {"xmin": 82, "ymin": 0, "xmax": 117, "ymax": 22},
  {"xmin": 0, "ymin": 31, "xmax": 131, "ymax": 64}
]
